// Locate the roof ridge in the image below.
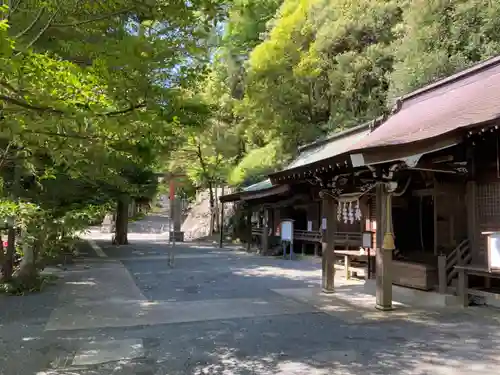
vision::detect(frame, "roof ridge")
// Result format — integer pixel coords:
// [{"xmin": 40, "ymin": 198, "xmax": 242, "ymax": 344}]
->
[{"xmin": 401, "ymin": 54, "xmax": 500, "ymax": 103}]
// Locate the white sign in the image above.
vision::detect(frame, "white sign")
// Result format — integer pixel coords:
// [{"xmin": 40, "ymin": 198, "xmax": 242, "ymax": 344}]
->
[
  {"xmin": 321, "ymin": 218, "xmax": 327, "ymax": 230},
  {"xmin": 307, "ymin": 221, "xmax": 312, "ymax": 232},
  {"xmin": 362, "ymin": 232, "xmax": 372, "ymax": 248},
  {"xmin": 281, "ymin": 220, "xmax": 293, "ymax": 241},
  {"xmin": 489, "ymin": 233, "xmax": 500, "ymax": 271}
]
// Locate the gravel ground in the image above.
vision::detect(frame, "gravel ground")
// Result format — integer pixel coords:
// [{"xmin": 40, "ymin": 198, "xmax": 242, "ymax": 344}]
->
[{"xmin": 1, "ymin": 237, "xmax": 500, "ymax": 375}]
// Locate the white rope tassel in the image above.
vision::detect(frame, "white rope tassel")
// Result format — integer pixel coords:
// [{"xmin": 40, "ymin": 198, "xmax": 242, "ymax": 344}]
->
[
  {"xmin": 348, "ymin": 202, "xmax": 354, "ymax": 224},
  {"xmin": 342, "ymin": 202, "xmax": 348, "ymax": 224},
  {"xmin": 355, "ymin": 200, "xmax": 362, "ymax": 221},
  {"xmin": 337, "ymin": 203, "xmax": 342, "ymax": 221}
]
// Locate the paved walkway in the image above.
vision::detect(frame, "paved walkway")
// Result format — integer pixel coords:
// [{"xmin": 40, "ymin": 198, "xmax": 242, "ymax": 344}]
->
[{"xmin": 2, "ymin": 238, "xmax": 500, "ymax": 374}]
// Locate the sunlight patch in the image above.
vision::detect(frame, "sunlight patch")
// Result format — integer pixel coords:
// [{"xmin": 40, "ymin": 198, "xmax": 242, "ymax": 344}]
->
[
  {"xmin": 71, "ymin": 338, "xmax": 144, "ymax": 366},
  {"xmin": 66, "ymin": 281, "xmax": 97, "ymax": 286}
]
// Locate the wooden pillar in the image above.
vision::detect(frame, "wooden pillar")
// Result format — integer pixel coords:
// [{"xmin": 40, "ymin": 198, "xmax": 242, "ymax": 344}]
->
[
  {"xmin": 169, "ymin": 197, "xmax": 184, "ymax": 242},
  {"xmin": 246, "ymin": 210, "xmax": 252, "ymax": 252},
  {"xmin": 375, "ymin": 182, "xmax": 394, "ymax": 311},
  {"xmin": 437, "ymin": 254, "xmax": 447, "ymax": 294},
  {"xmin": 344, "ymin": 255, "xmax": 351, "ymax": 280},
  {"xmin": 261, "ymin": 208, "xmax": 269, "ymax": 254},
  {"xmin": 321, "ymin": 190, "xmax": 336, "ymax": 293},
  {"xmin": 458, "ymin": 267, "xmax": 469, "ymax": 307},
  {"xmin": 219, "ymin": 190, "xmax": 225, "ymax": 248},
  {"xmin": 466, "ymin": 181, "xmax": 478, "ymax": 262},
  {"xmin": 466, "ymin": 143, "xmax": 479, "ymax": 263},
  {"xmin": 433, "ymin": 176, "xmax": 438, "ymax": 255},
  {"xmin": 219, "ymin": 201, "xmax": 224, "ymax": 248}
]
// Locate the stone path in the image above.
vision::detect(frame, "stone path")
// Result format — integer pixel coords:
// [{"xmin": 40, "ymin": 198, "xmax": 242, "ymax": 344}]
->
[{"xmin": 2, "ymin": 237, "xmax": 500, "ymax": 374}]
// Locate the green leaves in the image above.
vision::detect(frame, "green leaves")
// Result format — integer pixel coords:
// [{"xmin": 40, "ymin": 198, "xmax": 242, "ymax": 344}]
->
[
  {"xmin": 228, "ymin": 140, "xmax": 284, "ymax": 186},
  {"xmin": 0, "ymin": 0, "xmax": 228, "ymax": 257},
  {"xmin": 388, "ymin": 0, "xmax": 500, "ymax": 98}
]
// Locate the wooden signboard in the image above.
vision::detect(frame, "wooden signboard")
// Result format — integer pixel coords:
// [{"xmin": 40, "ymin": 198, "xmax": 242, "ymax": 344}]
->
[
  {"xmin": 281, "ymin": 220, "xmax": 294, "ymax": 242},
  {"xmin": 362, "ymin": 231, "xmax": 373, "ymax": 249}
]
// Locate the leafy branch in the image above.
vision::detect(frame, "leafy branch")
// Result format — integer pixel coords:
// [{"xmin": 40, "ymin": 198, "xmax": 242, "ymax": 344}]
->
[
  {"xmin": 49, "ymin": 8, "xmax": 133, "ymax": 28},
  {"xmin": 0, "ymin": 93, "xmax": 146, "ymax": 116},
  {"xmin": 14, "ymin": 7, "xmax": 44, "ymax": 39},
  {"xmin": 20, "ymin": 5, "xmax": 61, "ymax": 52}
]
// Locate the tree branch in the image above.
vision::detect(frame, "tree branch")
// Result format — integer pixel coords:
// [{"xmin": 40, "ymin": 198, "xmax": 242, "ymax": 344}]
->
[
  {"xmin": 196, "ymin": 143, "xmax": 208, "ymax": 174},
  {"xmin": 15, "ymin": 7, "xmax": 45, "ymax": 39},
  {"xmin": 8, "ymin": 0, "xmax": 23, "ymax": 20},
  {"xmin": 22, "ymin": 129, "xmax": 102, "ymax": 140},
  {"xmin": 0, "ymin": 93, "xmax": 146, "ymax": 117},
  {"xmin": 17, "ymin": 6, "xmax": 61, "ymax": 54},
  {"xmin": 0, "ymin": 141, "xmax": 14, "ymax": 169},
  {"xmin": 102, "ymin": 102, "xmax": 146, "ymax": 117},
  {"xmin": 0, "ymin": 79, "xmax": 21, "ymax": 95},
  {"xmin": 0, "ymin": 94, "xmax": 64, "ymax": 113},
  {"xmin": 49, "ymin": 8, "xmax": 133, "ymax": 28}
]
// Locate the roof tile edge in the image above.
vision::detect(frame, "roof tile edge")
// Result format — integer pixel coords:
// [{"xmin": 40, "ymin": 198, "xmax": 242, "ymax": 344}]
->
[
  {"xmin": 401, "ymin": 54, "xmax": 500, "ymax": 102},
  {"xmin": 298, "ymin": 121, "xmax": 372, "ymax": 153}
]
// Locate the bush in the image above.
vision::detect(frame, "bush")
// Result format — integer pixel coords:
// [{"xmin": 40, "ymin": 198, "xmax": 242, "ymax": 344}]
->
[{"xmin": 0, "ymin": 274, "xmax": 58, "ymax": 295}]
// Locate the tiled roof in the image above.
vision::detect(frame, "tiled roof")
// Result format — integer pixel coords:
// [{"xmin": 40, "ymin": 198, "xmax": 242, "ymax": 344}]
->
[
  {"xmin": 242, "ymin": 179, "xmax": 272, "ymax": 192},
  {"xmin": 353, "ymin": 55, "xmax": 500, "ymax": 150},
  {"xmin": 278, "ymin": 123, "xmax": 371, "ymax": 173},
  {"xmin": 225, "ymin": 54, "xmax": 500, "ymax": 196}
]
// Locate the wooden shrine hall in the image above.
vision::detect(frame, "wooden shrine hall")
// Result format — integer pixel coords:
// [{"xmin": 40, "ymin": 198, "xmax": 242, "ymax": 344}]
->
[
  {"xmin": 220, "ymin": 124, "xmax": 375, "ymax": 273},
  {"xmin": 220, "ymin": 54, "xmax": 500, "ymax": 310}
]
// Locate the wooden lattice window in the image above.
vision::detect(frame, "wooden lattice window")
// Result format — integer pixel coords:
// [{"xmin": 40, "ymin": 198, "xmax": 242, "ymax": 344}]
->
[{"xmin": 477, "ymin": 183, "xmax": 500, "ymax": 219}]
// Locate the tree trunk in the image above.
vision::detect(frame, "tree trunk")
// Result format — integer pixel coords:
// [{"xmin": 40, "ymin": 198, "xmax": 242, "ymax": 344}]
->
[
  {"xmin": 3, "ymin": 227, "xmax": 16, "ymax": 281},
  {"xmin": 3, "ymin": 157, "xmax": 20, "ymax": 281},
  {"xmin": 113, "ymin": 194, "xmax": 130, "ymax": 245},
  {"xmin": 15, "ymin": 231, "xmax": 37, "ymax": 283},
  {"xmin": 208, "ymin": 182, "xmax": 215, "ymax": 235}
]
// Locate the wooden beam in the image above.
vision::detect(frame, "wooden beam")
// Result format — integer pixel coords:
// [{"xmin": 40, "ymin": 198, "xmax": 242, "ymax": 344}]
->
[
  {"xmin": 356, "ymin": 133, "xmax": 462, "ymax": 167},
  {"xmin": 412, "ymin": 188, "xmax": 434, "ymax": 197}
]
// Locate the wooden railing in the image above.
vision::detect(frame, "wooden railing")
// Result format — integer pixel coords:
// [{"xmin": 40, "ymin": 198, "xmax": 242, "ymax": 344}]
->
[
  {"xmin": 293, "ymin": 230, "xmax": 363, "ymax": 247},
  {"xmin": 251, "ymin": 227, "xmax": 363, "ymax": 248},
  {"xmin": 335, "ymin": 232, "xmax": 362, "ymax": 247},
  {"xmin": 294, "ymin": 230, "xmax": 321, "ymax": 242},
  {"xmin": 251, "ymin": 227, "xmax": 263, "ymax": 236},
  {"xmin": 438, "ymin": 239, "xmax": 471, "ymax": 293}
]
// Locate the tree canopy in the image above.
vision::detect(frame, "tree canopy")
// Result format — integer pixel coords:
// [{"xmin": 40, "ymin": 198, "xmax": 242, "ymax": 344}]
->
[
  {"xmin": 0, "ymin": 0, "xmax": 225, "ymax": 288},
  {"xmin": 3, "ymin": 0, "xmax": 500, "ymax": 289},
  {"xmin": 170, "ymin": 0, "xmax": 500, "ymax": 191}
]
